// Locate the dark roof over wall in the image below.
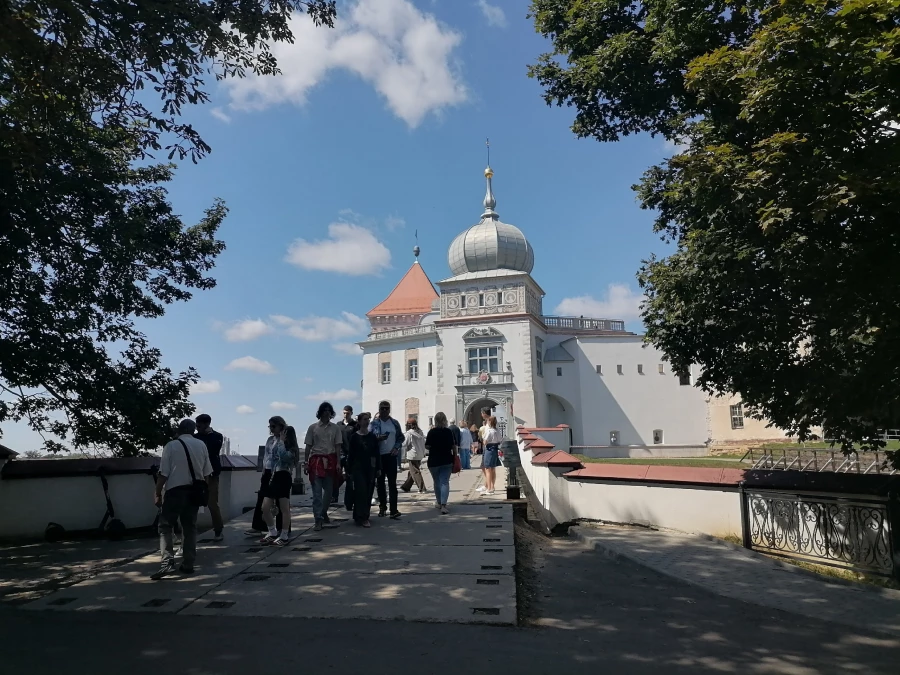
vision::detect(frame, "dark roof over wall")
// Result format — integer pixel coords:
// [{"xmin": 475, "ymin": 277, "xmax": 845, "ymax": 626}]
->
[
  {"xmin": 1, "ymin": 454, "xmax": 256, "ymax": 479},
  {"xmin": 0, "ymin": 443, "xmax": 18, "ymax": 459}
]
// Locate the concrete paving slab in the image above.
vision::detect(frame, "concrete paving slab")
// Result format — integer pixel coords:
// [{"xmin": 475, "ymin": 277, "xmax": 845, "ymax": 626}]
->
[
  {"xmin": 179, "ymin": 571, "xmax": 516, "ymax": 624},
  {"xmin": 315, "ymin": 520, "xmax": 514, "ymax": 547},
  {"xmin": 251, "ymin": 542, "xmax": 515, "ymax": 575},
  {"xmin": 380, "ymin": 504, "xmax": 512, "ymax": 524},
  {"xmin": 22, "ymin": 559, "xmax": 231, "ymax": 614}
]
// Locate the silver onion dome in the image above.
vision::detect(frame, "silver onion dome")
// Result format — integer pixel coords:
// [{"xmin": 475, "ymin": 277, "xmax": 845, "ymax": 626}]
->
[{"xmin": 447, "ymin": 166, "xmax": 535, "ymax": 276}]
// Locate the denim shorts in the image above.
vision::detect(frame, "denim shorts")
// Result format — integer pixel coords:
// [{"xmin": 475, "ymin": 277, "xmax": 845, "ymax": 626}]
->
[{"xmin": 482, "ymin": 444, "xmax": 501, "ymax": 468}]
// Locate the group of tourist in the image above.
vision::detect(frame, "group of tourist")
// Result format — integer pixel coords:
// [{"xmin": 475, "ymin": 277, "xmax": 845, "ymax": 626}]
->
[{"xmin": 149, "ymin": 403, "xmax": 504, "ymax": 580}]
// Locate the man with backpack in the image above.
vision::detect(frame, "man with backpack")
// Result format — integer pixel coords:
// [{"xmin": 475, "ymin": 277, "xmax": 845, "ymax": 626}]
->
[{"xmin": 151, "ymin": 419, "xmax": 213, "ymax": 580}]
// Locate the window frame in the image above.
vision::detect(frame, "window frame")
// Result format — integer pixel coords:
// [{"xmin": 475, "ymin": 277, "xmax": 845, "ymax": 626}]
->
[
  {"xmin": 381, "ymin": 361, "xmax": 391, "ymax": 384},
  {"xmin": 730, "ymin": 403, "xmax": 745, "ymax": 430},
  {"xmin": 408, "ymin": 358, "xmax": 419, "ymax": 381},
  {"xmin": 467, "ymin": 345, "xmax": 501, "ymax": 374}
]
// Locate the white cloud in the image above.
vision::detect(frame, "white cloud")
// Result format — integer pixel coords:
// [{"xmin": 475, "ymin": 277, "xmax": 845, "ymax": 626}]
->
[
  {"xmin": 190, "ymin": 380, "xmax": 221, "ymax": 394},
  {"xmin": 271, "ymin": 312, "xmax": 368, "ymax": 342},
  {"xmin": 384, "ymin": 215, "xmax": 405, "ymax": 231},
  {"xmin": 476, "ymin": 0, "xmax": 507, "ymax": 27},
  {"xmin": 270, "ymin": 401, "xmax": 298, "ymax": 410},
  {"xmin": 305, "ymin": 388, "xmax": 359, "ymax": 401},
  {"xmin": 210, "ymin": 106, "xmax": 231, "ymax": 123},
  {"xmin": 554, "ymin": 284, "xmax": 645, "ymax": 322},
  {"xmin": 224, "ymin": 0, "xmax": 467, "ymax": 128},
  {"xmin": 286, "ymin": 222, "xmax": 391, "ymax": 276},
  {"xmin": 236, "ymin": 405, "xmax": 256, "ymax": 414},
  {"xmin": 223, "ymin": 318, "xmax": 273, "ymax": 342},
  {"xmin": 332, "ymin": 342, "xmax": 363, "ymax": 355},
  {"xmin": 225, "ymin": 356, "xmax": 277, "ymax": 374}
]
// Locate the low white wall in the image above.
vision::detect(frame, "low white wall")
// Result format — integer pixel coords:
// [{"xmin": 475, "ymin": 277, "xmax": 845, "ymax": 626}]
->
[
  {"xmin": 519, "ymin": 447, "xmax": 741, "ymax": 537},
  {"xmin": 0, "ymin": 469, "xmax": 260, "ymax": 540}
]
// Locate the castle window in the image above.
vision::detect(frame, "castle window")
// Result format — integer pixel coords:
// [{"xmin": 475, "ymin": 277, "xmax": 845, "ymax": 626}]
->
[
  {"xmin": 637, "ymin": 364, "xmax": 644, "ymax": 375},
  {"xmin": 617, "ymin": 364, "xmax": 623, "ymax": 375},
  {"xmin": 408, "ymin": 359, "xmax": 418, "ymax": 381},
  {"xmin": 730, "ymin": 404, "xmax": 744, "ymax": 429},
  {"xmin": 381, "ymin": 362, "xmax": 391, "ymax": 384}
]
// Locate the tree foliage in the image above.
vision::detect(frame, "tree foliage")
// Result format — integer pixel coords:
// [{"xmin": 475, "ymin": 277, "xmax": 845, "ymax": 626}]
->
[
  {"xmin": 0, "ymin": 1, "xmax": 336, "ymax": 455},
  {"xmin": 530, "ymin": 0, "xmax": 900, "ymax": 466}
]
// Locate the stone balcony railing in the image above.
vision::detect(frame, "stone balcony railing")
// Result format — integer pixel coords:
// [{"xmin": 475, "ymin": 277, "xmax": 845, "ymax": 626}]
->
[
  {"xmin": 366, "ymin": 324, "xmax": 437, "ymax": 341},
  {"xmin": 542, "ymin": 315, "xmax": 626, "ymax": 332},
  {"xmin": 456, "ymin": 371, "xmax": 514, "ymax": 386}
]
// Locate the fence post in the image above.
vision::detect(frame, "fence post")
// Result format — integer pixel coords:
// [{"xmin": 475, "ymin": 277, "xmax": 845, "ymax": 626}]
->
[
  {"xmin": 739, "ymin": 481, "xmax": 752, "ymax": 550},
  {"xmin": 889, "ymin": 490, "xmax": 900, "ymax": 583}
]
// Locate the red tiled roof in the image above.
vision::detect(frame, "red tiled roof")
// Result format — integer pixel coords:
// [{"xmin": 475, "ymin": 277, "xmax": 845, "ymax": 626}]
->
[
  {"xmin": 563, "ymin": 464, "xmax": 747, "ymax": 487},
  {"xmin": 521, "ymin": 426, "xmax": 569, "ymax": 432},
  {"xmin": 526, "ymin": 439, "xmax": 554, "ymax": 450},
  {"xmin": 531, "ymin": 451, "xmax": 584, "ymax": 468},
  {"xmin": 518, "ymin": 433, "xmax": 538, "ymax": 441},
  {"xmin": 367, "ymin": 262, "xmax": 438, "ymax": 317}
]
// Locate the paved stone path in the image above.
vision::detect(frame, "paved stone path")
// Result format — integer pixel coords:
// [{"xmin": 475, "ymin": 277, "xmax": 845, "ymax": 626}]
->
[
  {"xmin": 23, "ymin": 461, "xmax": 515, "ymax": 624},
  {"xmin": 571, "ymin": 524, "xmax": 900, "ymax": 636}
]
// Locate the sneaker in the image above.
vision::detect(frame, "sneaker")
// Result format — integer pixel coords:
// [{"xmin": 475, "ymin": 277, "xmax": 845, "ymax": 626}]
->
[
  {"xmin": 211, "ymin": 531, "xmax": 224, "ymax": 542},
  {"xmin": 434, "ymin": 501, "xmax": 441, "ymax": 509},
  {"xmin": 178, "ymin": 563, "xmax": 194, "ymax": 575},
  {"xmin": 482, "ymin": 491, "xmax": 494, "ymax": 497},
  {"xmin": 378, "ymin": 508, "xmax": 387, "ymax": 518},
  {"xmin": 150, "ymin": 560, "xmax": 177, "ymax": 580},
  {"xmin": 271, "ymin": 537, "xmax": 289, "ymax": 547},
  {"xmin": 362, "ymin": 520, "xmax": 371, "ymax": 528},
  {"xmin": 313, "ymin": 521, "xmax": 323, "ymax": 532},
  {"xmin": 390, "ymin": 511, "xmax": 402, "ymax": 520},
  {"xmin": 259, "ymin": 534, "xmax": 277, "ymax": 545},
  {"xmin": 476, "ymin": 486, "xmax": 486, "ymax": 492},
  {"xmin": 440, "ymin": 506, "xmax": 449, "ymax": 515},
  {"xmin": 244, "ymin": 528, "xmax": 261, "ymax": 537}
]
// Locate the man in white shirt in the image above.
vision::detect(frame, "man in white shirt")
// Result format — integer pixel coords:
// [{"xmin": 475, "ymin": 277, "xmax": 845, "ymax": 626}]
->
[
  {"xmin": 304, "ymin": 402, "xmax": 344, "ymax": 531},
  {"xmin": 151, "ymin": 419, "xmax": 213, "ymax": 580}
]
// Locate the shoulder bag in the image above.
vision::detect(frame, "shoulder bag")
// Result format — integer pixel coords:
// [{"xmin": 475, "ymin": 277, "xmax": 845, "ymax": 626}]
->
[{"xmin": 177, "ymin": 439, "xmax": 209, "ymax": 507}]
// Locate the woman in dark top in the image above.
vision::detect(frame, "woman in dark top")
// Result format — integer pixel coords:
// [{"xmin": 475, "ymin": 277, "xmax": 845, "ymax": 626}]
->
[
  {"xmin": 347, "ymin": 412, "xmax": 381, "ymax": 527},
  {"xmin": 424, "ymin": 411, "xmax": 457, "ymax": 515}
]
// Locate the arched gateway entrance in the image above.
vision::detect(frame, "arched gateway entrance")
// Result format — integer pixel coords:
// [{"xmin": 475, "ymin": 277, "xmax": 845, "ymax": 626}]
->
[{"xmin": 463, "ymin": 397, "xmax": 509, "ymax": 438}]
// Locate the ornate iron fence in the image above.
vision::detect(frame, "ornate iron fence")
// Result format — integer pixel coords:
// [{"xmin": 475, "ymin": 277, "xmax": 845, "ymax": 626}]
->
[{"xmin": 739, "ymin": 470, "xmax": 900, "ymax": 580}]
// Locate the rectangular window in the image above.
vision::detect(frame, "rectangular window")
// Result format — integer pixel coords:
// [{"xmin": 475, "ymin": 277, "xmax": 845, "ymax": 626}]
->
[
  {"xmin": 428, "ymin": 362, "xmax": 433, "ymax": 377},
  {"xmin": 678, "ymin": 370, "xmax": 691, "ymax": 386},
  {"xmin": 637, "ymin": 364, "xmax": 644, "ymax": 375},
  {"xmin": 596, "ymin": 365, "xmax": 602, "ymax": 375},
  {"xmin": 408, "ymin": 413, "xmax": 419, "ymax": 421},
  {"xmin": 617, "ymin": 364, "xmax": 623, "ymax": 375},
  {"xmin": 460, "ymin": 295, "xmax": 467, "ymax": 308},
  {"xmin": 381, "ymin": 362, "xmax": 391, "ymax": 384},
  {"xmin": 408, "ymin": 359, "xmax": 418, "ymax": 381},
  {"xmin": 535, "ymin": 337, "xmax": 544, "ymax": 377},
  {"xmin": 556, "ymin": 367, "xmax": 562, "ymax": 376},
  {"xmin": 468, "ymin": 346, "xmax": 500, "ymax": 373},
  {"xmin": 479, "ymin": 293, "xmax": 485, "ymax": 307},
  {"xmin": 658, "ymin": 363, "xmax": 665, "ymax": 375},
  {"xmin": 730, "ymin": 403, "xmax": 745, "ymax": 429},
  {"xmin": 428, "ymin": 416, "xmax": 434, "ymax": 428}
]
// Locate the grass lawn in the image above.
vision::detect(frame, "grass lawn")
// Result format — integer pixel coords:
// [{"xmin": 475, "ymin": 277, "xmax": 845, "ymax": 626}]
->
[{"xmin": 572, "ymin": 456, "xmax": 748, "ymax": 469}]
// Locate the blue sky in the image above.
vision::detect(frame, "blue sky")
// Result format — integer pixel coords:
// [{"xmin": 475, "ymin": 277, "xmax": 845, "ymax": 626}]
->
[{"xmin": 8, "ymin": 0, "xmax": 678, "ymax": 456}]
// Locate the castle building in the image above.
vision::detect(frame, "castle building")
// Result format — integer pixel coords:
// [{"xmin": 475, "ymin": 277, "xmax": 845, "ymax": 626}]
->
[{"xmin": 359, "ymin": 166, "xmax": 712, "ymax": 448}]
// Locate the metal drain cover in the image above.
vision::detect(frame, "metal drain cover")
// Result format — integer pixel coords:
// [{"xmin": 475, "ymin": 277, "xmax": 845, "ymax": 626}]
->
[
  {"xmin": 472, "ymin": 607, "xmax": 500, "ymax": 615},
  {"xmin": 476, "ymin": 579, "xmax": 500, "ymax": 585},
  {"xmin": 206, "ymin": 601, "xmax": 235, "ymax": 609},
  {"xmin": 49, "ymin": 597, "xmax": 77, "ymax": 606},
  {"xmin": 244, "ymin": 575, "xmax": 270, "ymax": 582},
  {"xmin": 142, "ymin": 598, "xmax": 172, "ymax": 607}
]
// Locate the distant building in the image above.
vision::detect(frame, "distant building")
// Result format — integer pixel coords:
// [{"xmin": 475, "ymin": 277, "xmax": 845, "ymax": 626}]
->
[{"xmin": 359, "ymin": 165, "xmax": 712, "ymax": 449}]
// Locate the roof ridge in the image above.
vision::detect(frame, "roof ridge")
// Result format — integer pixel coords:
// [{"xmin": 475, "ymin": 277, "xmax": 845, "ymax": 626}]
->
[{"xmin": 367, "ymin": 261, "xmax": 439, "ymax": 317}]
